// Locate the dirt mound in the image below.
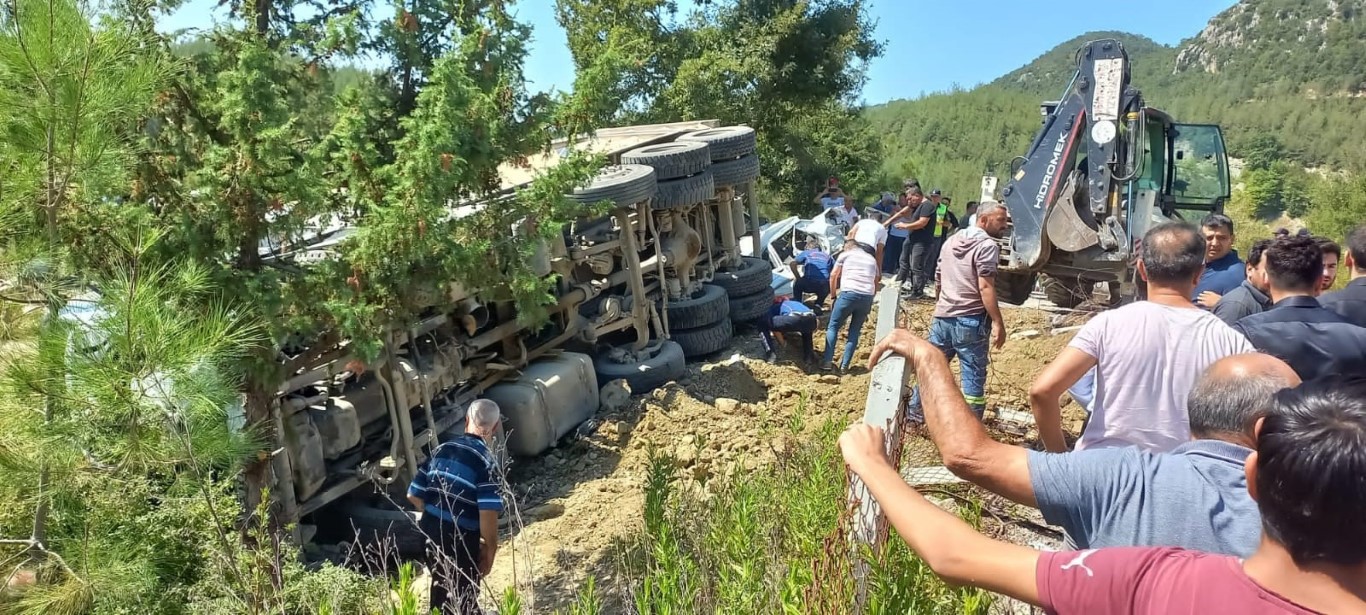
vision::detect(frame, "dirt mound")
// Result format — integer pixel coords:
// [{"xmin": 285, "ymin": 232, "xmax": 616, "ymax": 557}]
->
[{"xmin": 483, "ymin": 300, "xmax": 1088, "ymax": 611}]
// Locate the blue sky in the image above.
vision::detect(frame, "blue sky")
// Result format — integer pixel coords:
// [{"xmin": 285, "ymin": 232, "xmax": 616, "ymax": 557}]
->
[{"xmin": 159, "ymin": 0, "xmax": 1236, "ymax": 104}]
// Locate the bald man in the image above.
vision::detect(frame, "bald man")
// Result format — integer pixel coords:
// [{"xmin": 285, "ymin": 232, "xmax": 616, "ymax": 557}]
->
[{"xmin": 868, "ymin": 328, "xmax": 1299, "ymax": 557}]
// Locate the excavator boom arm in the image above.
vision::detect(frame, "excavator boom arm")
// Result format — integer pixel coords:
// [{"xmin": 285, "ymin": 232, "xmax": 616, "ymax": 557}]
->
[{"xmin": 1000, "ymin": 39, "xmax": 1140, "ymax": 269}]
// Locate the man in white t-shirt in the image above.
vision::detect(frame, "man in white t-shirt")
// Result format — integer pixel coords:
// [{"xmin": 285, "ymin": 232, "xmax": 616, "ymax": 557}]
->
[
  {"xmin": 823, "ymin": 244, "xmax": 881, "ymax": 371},
  {"xmin": 847, "ymin": 216, "xmax": 888, "ymax": 276},
  {"xmin": 1028, "ymin": 222, "xmax": 1255, "ymax": 453}
]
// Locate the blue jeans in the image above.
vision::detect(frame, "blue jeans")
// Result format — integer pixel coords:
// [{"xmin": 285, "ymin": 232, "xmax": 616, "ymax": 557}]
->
[
  {"xmin": 823, "ymin": 291, "xmax": 875, "ymax": 369},
  {"xmin": 907, "ymin": 314, "xmax": 991, "ymax": 420}
]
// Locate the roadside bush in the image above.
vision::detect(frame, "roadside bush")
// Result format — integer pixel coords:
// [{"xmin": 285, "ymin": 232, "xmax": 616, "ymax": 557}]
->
[{"xmin": 619, "ymin": 413, "xmax": 993, "ymax": 614}]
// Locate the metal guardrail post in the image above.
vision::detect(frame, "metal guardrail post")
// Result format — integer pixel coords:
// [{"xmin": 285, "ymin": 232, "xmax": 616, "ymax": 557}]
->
[{"xmin": 847, "ymin": 284, "xmax": 912, "ymax": 611}]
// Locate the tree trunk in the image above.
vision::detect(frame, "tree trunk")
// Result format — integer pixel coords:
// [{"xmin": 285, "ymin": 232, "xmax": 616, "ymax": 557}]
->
[{"xmin": 240, "ymin": 378, "xmax": 280, "ymax": 534}]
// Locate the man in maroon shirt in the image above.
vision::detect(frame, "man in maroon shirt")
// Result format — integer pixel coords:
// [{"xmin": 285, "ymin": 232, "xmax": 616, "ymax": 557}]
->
[{"xmin": 841, "ymin": 370, "xmax": 1366, "ymax": 614}]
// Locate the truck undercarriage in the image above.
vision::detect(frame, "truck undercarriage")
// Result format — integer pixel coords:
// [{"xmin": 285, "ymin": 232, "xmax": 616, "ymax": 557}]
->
[{"xmin": 258, "ymin": 120, "xmax": 774, "ymax": 556}]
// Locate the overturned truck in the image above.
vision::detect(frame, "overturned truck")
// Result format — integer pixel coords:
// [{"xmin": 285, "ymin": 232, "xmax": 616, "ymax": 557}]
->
[{"xmin": 267, "ymin": 121, "xmax": 773, "ymax": 553}]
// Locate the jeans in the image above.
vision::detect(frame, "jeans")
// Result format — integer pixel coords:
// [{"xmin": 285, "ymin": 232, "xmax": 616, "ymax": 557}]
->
[
  {"xmin": 758, "ymin": 312, "xmax": 818, "ymax": 360},
  {"xmin": 907, "ymin": 313, "xmax": 992, "ymax": 421},
  {"xmin": 823, "ymin": 291, "xmax": 875, "ymax": 369},
  {"xmin": 884, "ymin": 235, "xmax": 906, "ymax": 274},
  {"xmin": 793, "ymin": 275, "xmax": 829, "ymax": 308}
]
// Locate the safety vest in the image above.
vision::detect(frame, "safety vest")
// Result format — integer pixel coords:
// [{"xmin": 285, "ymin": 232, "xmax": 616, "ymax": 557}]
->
[{"xmin": 933, "ymin": 203, "xmax": 950, "ymax": 238}]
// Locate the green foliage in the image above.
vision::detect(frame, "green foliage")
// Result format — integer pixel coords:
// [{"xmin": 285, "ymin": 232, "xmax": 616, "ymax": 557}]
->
[
  {"xmin": 2, "ymin": 0, "xmax": 604, "ymax": 611},
  {"xmin": 1304, "ymin": 174, "xmax": 1366, "ymax": 245},
  {"xmin": 618, "ymin": 417, "xmax": 992, "ymax": 614},
  {"xmin": 380, "ymin": 562, "xmax": 427, "ymax": 615},
  {"xmin": 133, "ymin": 0, "xmax": 610, "ymax": 370},
  {"xmin": 556, "ymin": 0, "xmax": 886, "ymax": 214},
  {"xmin": 0, "ymin": 0, "xmax": 170, "ymax": 220}
]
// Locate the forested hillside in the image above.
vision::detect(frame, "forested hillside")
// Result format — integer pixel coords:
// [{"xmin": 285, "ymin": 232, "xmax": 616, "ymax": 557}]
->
[{"xmin": 867, "ymin": 0, "xmax": 1366, "ymax": 242}]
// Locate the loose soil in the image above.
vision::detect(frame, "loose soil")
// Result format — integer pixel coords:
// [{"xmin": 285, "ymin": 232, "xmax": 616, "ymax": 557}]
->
[{"xmin": 482, "ymin": 299, "xmax": 1090, "ymax": 612}]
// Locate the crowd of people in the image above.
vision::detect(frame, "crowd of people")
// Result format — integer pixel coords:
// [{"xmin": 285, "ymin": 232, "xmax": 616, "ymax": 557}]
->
[
  {"xmin": 766, "ymin": 177, "xmax": 981, "ymax": 372},
  {"xmin": 840, "ymin": 215, "xmax": 1366, "ymax": 613},
  {"xmin": 401, "ymin": 170, "xmax": 1366, "ymax": 612}
]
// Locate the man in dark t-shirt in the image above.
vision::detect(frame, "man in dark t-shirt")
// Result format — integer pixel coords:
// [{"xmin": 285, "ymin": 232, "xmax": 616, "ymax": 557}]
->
[{"xmin": 895, "ymin": 187, "xmax": 938, "ymax": 299}]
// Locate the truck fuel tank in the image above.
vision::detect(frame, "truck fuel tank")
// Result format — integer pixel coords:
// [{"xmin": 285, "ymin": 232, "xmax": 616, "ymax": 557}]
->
[{"xmin": 484, "ymin": 352, "xmax": 600, "ymax": 457}]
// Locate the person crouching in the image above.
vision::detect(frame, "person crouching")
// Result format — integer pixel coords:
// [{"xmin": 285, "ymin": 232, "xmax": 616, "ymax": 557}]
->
[{"xmin": 756, "ymin": 295, "xmax": 819, "ymax": 365}]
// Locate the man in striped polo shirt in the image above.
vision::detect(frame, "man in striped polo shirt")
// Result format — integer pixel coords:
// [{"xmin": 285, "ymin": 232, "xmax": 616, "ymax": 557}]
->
[{"xmin": 407, "ymin": 399, "xmax": 504, "ymax": 614}]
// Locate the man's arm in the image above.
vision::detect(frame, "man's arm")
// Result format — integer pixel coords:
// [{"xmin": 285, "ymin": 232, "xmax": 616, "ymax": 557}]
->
[
  {"xmin": 883, "ymin": 205, "xmax": 912, "ymax": 227},
  {"xmin": 829, "ymin": 263, "xmax": 843, "ymax": 300},
  {"xmin": 1029, "ymin": 347, "xmax": 1098, "ymax": 452},
  {"xmin": 479, "ymin": 510, "xmax": 498, "ymax": 575},
  {"xmin": 406, "ymin": 464, "xmax": 429, "ymax": 511},
  {"xmin": 868, "ymin": 330, "xmax": 1036, "ymax": 506},
  {"xmin": 1196, "ymin": 291, "xmax": 1222, "ymax": 308},
  {"xmin": 979, "ymin": 275, "xmax": 1006, "ymax": 350},
  {"xmin": 476, "ymin": 462, "xmax": 503, "ymax": 575},
  {"xmin": 900, "ymin": 214, "xmax": 931, "ymax": 231},
  {"xmin": 840, "ymin": 425, "xmax": 1042, "ymax": 605}
]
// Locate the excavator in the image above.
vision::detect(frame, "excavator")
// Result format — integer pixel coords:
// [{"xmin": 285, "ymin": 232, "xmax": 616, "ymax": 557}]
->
[{"xmin": 991, "ymin": 38, "xmax": 1232, "ymax": 308}]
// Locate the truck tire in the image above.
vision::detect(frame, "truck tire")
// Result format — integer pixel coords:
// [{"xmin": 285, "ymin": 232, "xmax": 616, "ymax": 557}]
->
[
  {"xmin": 341, "ymin": 504, "xmax": 426, "ymax": 563},
  {"xmin": 671, "ymin": 318, "xmax": 733, "ymax": 358},
  {"xmin": 594, "ymin": 341, "xmax": 686, "ymax": 394},
  {"xmin": 678, "ymin": 126, "xmax": 757, "ymax": 161},
  {"xmin": 709, "ymin": 154, "xmax": 760, "ymax": 187},
  {"xmin": 567, "ymin": 164, "xmax": 657, "ymax": 208},
  {"xmin": 1042, "ymin": 275, "xmax": 1087, "ymax": 309},
  {"xmin": 711, "ymin": 256, "xmax": 771, "ymax": 297},
  {"xmin": 728, "ymin": 287, "xmax": 775, "ymax": 324},
  {"xmin": 664, "ymin": 283, "xmax": 730, "ymax": 330},
  {"xmin": 621, "ymin": 141, "xmax": 710, "ymax": 180},
  {"xmin": 994, "ymin": 271, "xmax": 1037, "ymax": 306},
  {"xmin": 653, "ymin": 170, "xmax": 715, "ymax": 209}
]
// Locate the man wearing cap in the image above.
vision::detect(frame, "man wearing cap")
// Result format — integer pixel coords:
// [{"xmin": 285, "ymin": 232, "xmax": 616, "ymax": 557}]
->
[
  {"xmin": 755, "ymin": 295, "xmax": 819, "ymax": 365},
  {"xmin": 814, "ymin": 176, "xmax": 847, "ymax": 210}
]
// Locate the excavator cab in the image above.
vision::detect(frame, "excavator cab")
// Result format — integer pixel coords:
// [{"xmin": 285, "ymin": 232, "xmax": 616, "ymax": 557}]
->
[{"xmin": 1124, "ymin": 112, "xmax": 1232, "ymax": 244}]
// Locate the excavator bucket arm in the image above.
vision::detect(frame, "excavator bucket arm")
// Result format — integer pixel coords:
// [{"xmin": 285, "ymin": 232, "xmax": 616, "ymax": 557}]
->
[{"xmin": 1000, "ymin": 39, "xmax": 1138, "ymax": 269}]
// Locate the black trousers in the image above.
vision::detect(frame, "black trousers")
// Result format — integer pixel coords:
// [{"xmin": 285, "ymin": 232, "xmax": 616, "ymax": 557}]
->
[
  {"xmin": 420, "ymin": 515, "xmax": 482, "ymax": 615},
  {"xmin": 793, "ymin": 275, "xmax": 829, "ymax": 307},
  {"xmin": 757, "ymin": 312, "xmax": 818, "ymax": 359},
  {"xmin": 924, "ymin": 236, "xmax": 945, "ymax": 289},
  {"xmin": 898, "ymin": 238, "xmax": 932, "ymax": 295}
]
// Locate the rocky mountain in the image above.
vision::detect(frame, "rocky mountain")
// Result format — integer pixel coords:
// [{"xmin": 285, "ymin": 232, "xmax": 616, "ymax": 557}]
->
[
  {"xmin": 1173, "ymin": 0, "xmax": 1366, "ymax": 93},
  {"xmin": 865, "ymin": 0, "xmax": 1366, "ymax": 202}
]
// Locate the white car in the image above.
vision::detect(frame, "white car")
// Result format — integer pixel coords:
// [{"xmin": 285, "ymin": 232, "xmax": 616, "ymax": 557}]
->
[{"xmin": 740, "ymin": 207, "xmax": 865, "ymax": 298}]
